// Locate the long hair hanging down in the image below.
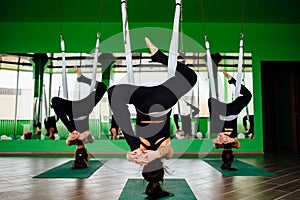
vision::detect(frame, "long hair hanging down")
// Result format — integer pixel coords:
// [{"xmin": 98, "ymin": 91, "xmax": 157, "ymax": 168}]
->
[{"xmin": 142, "ymin": 159, "xmax": 173, "ymax": 199}]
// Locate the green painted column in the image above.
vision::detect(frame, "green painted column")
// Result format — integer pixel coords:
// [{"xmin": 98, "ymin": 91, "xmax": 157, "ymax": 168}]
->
[
  {"xmin": 101, "ymin": 61, "xmax": 113, "ymax": 88},
  {"xmin": 30, "ymin": 54, "xmax": 49, "ymax": 137},
  {"xmin": 99, "ymin": 60, "xmax": 114, "ymax": 136}
]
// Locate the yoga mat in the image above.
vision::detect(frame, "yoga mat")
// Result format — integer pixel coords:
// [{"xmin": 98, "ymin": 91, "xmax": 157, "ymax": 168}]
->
[
  {"xmin": 203, "ymin": 159, "xmax": 276, "ymax": 176},
  {"xmin": 33, "ymin": 160, "xmax": 106, "ymax": 178},
  {"xmin": 119, "ymin": 178, "xmax": 197, "ymax": 200}
]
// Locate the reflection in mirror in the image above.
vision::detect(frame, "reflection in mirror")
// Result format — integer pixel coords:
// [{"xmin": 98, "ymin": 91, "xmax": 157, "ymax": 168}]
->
[{"xmin": 0, "ymin": 52, "xmax": 252, "ymax": 141}]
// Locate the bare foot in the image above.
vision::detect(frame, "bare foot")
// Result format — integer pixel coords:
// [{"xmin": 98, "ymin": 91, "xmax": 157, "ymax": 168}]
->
[
  {"xmin": 223, "ymin": 71, "xmax": 232, "ymax": 80},
  {"xmin": 74, "ymin": 66, "xmax": 81, "ymax": 78},
  {"xmin": 145, "ymin": 37, "xmax": 158, "ymax": 55}
]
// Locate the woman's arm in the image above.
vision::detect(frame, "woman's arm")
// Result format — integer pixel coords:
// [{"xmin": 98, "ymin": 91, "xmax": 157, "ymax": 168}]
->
[
  {"xmin": 160, "ymin": 144, "xmax": 174, "ymax": 159},
  {"xmin": 127, "ymin": 144, "xmax": 174, "ymax": 165}
]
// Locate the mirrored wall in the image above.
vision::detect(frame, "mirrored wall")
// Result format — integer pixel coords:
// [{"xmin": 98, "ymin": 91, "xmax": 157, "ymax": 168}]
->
[{"xmin": 0, "ymin": 52, "xmax": 253, "ymax": 140}]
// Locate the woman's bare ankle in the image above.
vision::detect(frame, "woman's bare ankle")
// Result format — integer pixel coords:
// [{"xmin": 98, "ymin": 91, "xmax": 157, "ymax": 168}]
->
[
  {"xmin": 74, "ymin": 66, "xmax": 81, "ymax": 78},
  {"xmin": 223, "ymin": 71, "xmax": 232, "ymax": 81},
  {"xmin": 145, "ymin": 37, "xmax": 158, "ymax": 56}
]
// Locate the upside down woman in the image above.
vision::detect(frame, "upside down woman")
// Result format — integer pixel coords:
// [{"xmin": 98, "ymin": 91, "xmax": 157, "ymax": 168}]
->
[
  {"xmin": 108, "ymin": 38, "xmax": 197, "ymax": 199},
  {"xmin": 51, "ymin": 66, "xmax": 107, "ymax": 169},
  {"xmin": 209, "ymin": 71, "xmax": 252, "ymax": 171}
]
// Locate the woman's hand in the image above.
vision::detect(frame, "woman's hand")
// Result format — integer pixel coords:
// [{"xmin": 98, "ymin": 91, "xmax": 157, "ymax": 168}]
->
[
  {"xmin": 138, "ymin": 150, "xmax": 160, "ymax": 165},
  {"xmin": 65, "ymin": 130, "xmax": 80, "ymax": 145},
  {"xmin": 139, "ymin": 145, "xmax": 174, "ymax": 164},
  {"xmin": 126, "ymin": 145, "xmax": 174, "ymax": 165},
  {"xmin": 126, "ymin": 148, "xmax": 144, "ymax": 163},
  {"xmin": 69, "ymin": 130, "xmax": 80, "ymax": 140},
  {"xmin": 126, "ymin": 149, "xmax": 159, "ymax": 165}
]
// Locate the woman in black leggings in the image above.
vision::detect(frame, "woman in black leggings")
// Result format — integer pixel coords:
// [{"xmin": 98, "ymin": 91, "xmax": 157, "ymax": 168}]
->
[
  {"xmin": 44, "ymin": 115, "xmax": 58, "ymax": 140},
  {"xmin": 51, "ymin": 66, "xmax": 107, "ymax": 169},
  {"xmin": 243, "ymin": 114, "xmax": 254, "ymax": 138},
  {"xmin": 108, "ymin": 38, "xmax": 197, "ymax": 199},
  {"xmin": 209, "ymin": 72, "xmax": 252, "ymax": 171}
]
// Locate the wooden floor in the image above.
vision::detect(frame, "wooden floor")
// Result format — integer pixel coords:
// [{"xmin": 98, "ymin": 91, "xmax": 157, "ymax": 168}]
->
[{"xmin": 0, "ymin": 153, "xmax": 300, "ymax": 200}]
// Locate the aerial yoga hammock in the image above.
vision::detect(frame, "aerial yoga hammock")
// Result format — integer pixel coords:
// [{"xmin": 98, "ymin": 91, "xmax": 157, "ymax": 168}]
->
[
  {"xmin": 43, "ymin": 85, "xmax": 58, "ymax": 140},
  {"xmin": 174, "ymin": 6, "xmax": 200, "ymax": 140},
  {"xmin": 208, "ymin": 36, "xmax": 252, "ymax": 171},
  {"xmin": 174, "ymin": 98, "xmax": 200, "ymax": 139},
  {"xmin": 51, "ymin": 0, "xmax": 108, "ymax": 169},
  {"xmin": 201, "ymin": 0, "xmax": 252, "ymax": 171},
  {"xmin": 242, "ymin": 70, "xmax": 254, "ymax": 139},
  {"xmin": 108, "ymin": 1, "xmax": 197, "ymax": 199},
  {"xmin": 120, "ymin": 0, "xmax": 180, "ymax": 83},
  {"xmin": 52, "ymin": 35, "xmax": 108, "ymax": 169}
]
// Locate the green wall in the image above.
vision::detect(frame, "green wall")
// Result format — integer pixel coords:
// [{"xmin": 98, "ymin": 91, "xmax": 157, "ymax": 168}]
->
[
  {"xmin": 1, "ymin": 22, "xmax": 300, "ymax": 153},
  {"xmin": 0, "ymin": 139, "xmax": 260, "ymax": 154},
  {"xmin": 0, "ymin": 120, "xmax": 31, "ymax": 138},
  {"xmin": 0, "ymin": 118, "xmax": 209, "ymax": 139}
]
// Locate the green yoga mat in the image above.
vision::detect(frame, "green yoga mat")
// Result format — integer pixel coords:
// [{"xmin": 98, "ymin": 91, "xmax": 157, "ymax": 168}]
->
[
  {"xmin": 33, "ymin": 160, "xmax": 106, "ymax": 178},
  {"xmin": 119, "ymin": 178, "xmax": 197, "ymax": 200},
  {"xmin": 204, "ymin": 159, "xmax": 276, "ymax": 176}
]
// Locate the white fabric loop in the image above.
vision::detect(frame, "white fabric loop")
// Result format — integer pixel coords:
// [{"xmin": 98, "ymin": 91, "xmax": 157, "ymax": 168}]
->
[
  {"xmin": 90, "ymin": 32, "xmax": 101, "ymax": 93},
  {"xmin": 121, "ymin": 0, "xmax": 134, "ymax": 84},
  {"xmin": 167, "ymin": 0, "xmax": 181, "ymax": 78},
  {"xmin": 60, "ymin": 35, "xmax": 68, "ymax": 99}
]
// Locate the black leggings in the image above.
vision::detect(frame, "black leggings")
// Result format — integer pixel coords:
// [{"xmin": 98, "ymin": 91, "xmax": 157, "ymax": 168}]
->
[
  {"xmin": 51, "ymin": 75, "xmax": 107, "ymax": 133},
  {"xmin": 243, "ymin": 115, "xmax": 254, "ymax": 134},
  {"xmin": 208, "ymin": 78, "xmax": 252, "ymax": 137},
  {"xmin": 108, "ymin": 50, "xmax": 197, "ymax": 150},
  {"xmin": 44, "ymin": 116, "xmax": 58, "ymax": 132},
  {"xmin": 173, "ymin": 114, "xmax": 180, "ymax": 129}
]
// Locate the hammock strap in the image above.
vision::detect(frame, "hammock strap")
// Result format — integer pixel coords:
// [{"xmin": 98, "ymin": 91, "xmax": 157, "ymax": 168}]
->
[
  {"xmin": 60, "ymin": 35, "xmax": 68, "ymax": 99},
  {"xmin": 205, "ymin": 36, "xmax": 217, "ymax": 99},
  {"xmin": 121, "ymin": 0, "xmax": 134, "ymax": 84},
  {"xmin": 167, "ymin": 0, "xmax": 181, "ymax": 78},
  {"xmin": 90, "ymin": 32, "xmax": 101, "ymax": 92}
]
